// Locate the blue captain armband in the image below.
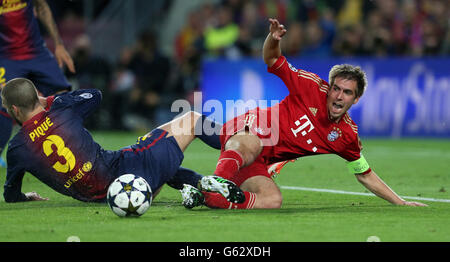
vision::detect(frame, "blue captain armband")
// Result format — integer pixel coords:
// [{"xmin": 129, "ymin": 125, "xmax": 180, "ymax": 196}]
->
[{"xmin": 347, "ymin": 154, "xmax": 370, "ymax": 174}]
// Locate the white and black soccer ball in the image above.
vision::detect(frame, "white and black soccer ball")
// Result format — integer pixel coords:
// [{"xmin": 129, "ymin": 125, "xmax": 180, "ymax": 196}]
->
[{"xmin": 107, "ymin": 174, "xmax": 152, "ymax": 217}]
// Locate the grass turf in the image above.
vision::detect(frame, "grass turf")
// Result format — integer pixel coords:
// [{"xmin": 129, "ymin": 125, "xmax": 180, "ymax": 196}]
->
[{"xmin": 0, "ymin": 131, "xmax": 449, "ymax": 242}]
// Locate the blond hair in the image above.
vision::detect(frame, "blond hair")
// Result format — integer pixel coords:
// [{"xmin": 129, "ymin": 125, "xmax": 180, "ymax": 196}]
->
[{"xmin": 328, "ymin": 64, "xmax": 367, "ymax": 98}]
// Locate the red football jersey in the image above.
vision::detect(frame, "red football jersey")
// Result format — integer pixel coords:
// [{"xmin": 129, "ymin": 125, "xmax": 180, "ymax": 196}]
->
[{"xmin": 245, "ymin": 56, "xmax": 363, "ymax": 165}]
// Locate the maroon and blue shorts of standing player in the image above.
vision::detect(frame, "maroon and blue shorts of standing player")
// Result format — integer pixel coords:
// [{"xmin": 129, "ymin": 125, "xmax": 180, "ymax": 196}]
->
[{"xmin": 0, "ymin": 49, "xmax": 71, "ymax": 96}]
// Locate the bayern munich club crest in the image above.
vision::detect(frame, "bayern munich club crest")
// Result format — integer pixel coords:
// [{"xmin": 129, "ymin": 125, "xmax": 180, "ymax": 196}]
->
[{"xmin": 327, "ymin": 127, "xmax": 342, "ymax": 142}]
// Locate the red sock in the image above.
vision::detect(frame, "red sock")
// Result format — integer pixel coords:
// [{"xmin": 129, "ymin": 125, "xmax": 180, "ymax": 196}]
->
[
  {"xmin": 203, "ymin": 191, "xmax": 257, "ymax": 209},
  {"xmin": 214, "ymin": 150, "xmax": 244, "ymax": 180}
]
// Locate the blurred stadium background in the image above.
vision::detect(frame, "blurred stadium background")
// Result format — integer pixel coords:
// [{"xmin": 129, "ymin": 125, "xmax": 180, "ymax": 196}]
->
[{"xmin": 44, "ymin": 0, "xmax": 449, "ymax": 138}]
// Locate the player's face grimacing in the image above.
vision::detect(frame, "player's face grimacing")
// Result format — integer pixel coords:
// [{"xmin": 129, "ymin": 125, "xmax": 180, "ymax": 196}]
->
[{"xmin": 326, "ymin": 77, "xmax": 360, "ymax": 122}]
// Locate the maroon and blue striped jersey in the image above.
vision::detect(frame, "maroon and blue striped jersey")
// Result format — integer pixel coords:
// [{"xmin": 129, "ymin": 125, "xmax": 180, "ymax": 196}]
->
[
  {"xmin": 4, "ymin": 89, "xmax": 185, "ymax": 203},
  {"xmin": 4, "ymin": 89, "xmax": 121, "ymax": 202},
  {"xmin": 0, "ymin": 0, "xmax": 45, "ymax": 60}
]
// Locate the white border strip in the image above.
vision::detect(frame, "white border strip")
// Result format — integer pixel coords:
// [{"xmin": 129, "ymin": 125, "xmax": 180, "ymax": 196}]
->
[{"xmin": 280, "ymin": 186, "xmax": 450, "ymax": 203}]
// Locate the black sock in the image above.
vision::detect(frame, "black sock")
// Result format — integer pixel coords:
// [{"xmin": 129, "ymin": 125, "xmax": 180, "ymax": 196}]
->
[
  {"xmin": 195, "ymin": 114, "xmax": 222, "ymax": 150},
  {"xmin": 166, "ymin": 167, "xmax": 203, "ymax": 190}
]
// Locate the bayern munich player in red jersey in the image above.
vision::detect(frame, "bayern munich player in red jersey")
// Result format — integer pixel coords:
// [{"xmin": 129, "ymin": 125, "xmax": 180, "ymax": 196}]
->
[{"xmin": 181, "ymin": 18, "xmax": 427, "ymax": 209}]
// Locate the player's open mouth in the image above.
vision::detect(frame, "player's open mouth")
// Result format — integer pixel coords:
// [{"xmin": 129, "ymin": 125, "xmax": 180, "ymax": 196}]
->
[{"xmin": 332, "ymin": 102, "xmax": 344, "ymax": 112}]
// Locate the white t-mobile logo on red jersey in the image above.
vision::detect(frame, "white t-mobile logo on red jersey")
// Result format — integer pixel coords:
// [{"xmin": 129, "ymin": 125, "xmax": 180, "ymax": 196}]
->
[
  {"xmin": 291, "ymin": 114, "xmax": 318, "ymax": 152},
  {"xmin": 291, "ymin": 114, "xmax": 315, "ymax": 137}
]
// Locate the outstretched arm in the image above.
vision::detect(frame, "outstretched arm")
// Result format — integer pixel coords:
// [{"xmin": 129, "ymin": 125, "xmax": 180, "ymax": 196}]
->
[
  {"xmin": 263, "ymin": 18, "xmax": 287, "ymax": 67},
  {"xmin": 4, "ymin": 190, "xmax": 48, "ymax": 202},
  {"xmin": 33, "ymin": 0, "xmax": 75, "ymax": 73},
  {"xmin": 355, "ymin": 170, "xmax": 427, "ymax": 206},
  {"xmin": 3, "ymin": 169, "xmax": 49, "ymax": 202}
]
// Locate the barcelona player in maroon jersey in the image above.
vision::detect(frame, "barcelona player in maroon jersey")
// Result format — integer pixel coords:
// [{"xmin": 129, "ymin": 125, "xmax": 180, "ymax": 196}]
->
[
  {"xmin": 181, "ymin": 18, "xmax": 427, "ymax": 209},
  {"xmin": 0, "ymin": 0, "xmax": 75, "ymax": 167},
  {"xmin": 1, "ymin": 78, "xmax": 245, "ymax": 203}
]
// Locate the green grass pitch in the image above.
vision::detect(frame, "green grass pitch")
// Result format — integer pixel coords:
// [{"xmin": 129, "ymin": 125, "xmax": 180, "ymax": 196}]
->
[{"xmin": 0, "ymin": 131, "xmax": 449, "ymax": 242}]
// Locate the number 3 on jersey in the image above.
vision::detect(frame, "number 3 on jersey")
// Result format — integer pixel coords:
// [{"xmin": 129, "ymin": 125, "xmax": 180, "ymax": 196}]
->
[{"xmin": 42, "ymin": 135, "xmax": 76, "ymax": 173}]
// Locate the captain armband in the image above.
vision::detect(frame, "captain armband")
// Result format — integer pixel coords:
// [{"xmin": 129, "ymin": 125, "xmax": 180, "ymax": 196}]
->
[{"xmin": 347, "ymin": 154, "xmax": 370, "ymax": 174}]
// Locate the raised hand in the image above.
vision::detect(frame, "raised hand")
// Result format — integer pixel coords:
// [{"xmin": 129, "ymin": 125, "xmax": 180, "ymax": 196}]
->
[
  {"xmin": 54, "ymin": 44, "xmax": 76, "ymax": 73},
  {"xmin": 268, "ymin": 18, "xmax": 287, "ymax": 41}
]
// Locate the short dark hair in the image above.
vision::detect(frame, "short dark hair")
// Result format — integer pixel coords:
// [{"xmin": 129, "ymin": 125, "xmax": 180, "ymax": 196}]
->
[
  {"xmin": 1, "ymin": 78, "xmax": 40, "ymax": 112},
  {"xmin": 328, "ymin": 64, "xmax": 367, "ymax": 98}
]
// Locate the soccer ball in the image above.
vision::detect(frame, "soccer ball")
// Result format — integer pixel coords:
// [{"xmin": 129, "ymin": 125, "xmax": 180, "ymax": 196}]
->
[{"xmin": 107, "ymin": 174, "xmax": 152, "ymax": 217}]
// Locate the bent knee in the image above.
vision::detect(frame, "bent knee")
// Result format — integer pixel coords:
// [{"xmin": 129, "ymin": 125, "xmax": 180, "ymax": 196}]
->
[
  {"xmin": 241, "ymin": 176, "xmax": 282, "ymax": 209},
  {"xmin": 183, "ymin": 111, "xmax": 202, "ymax": 123},
  {"xmin": 256, "ymin": 192, "xmax": 283, "ymax": 209},
  {"xmin": 178, "ymin": 111, "xmax": 202, "ymax": 133},
  {"xmin": 264, "ymin": 194, "xmax": 283, "ymax": 209},
  {"xmin": 189, "ymin": 111, "xmax": 202, "ymax": 119},
  {"xmin": 225, "ymin": 134, "xmax": 262, "ymax": 166}
]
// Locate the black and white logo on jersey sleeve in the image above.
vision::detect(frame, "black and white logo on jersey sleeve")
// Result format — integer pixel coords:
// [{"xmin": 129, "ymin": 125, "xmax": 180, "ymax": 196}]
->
[
  {"xmin": 79, "ymin": 93, "xmax": 93, "ymax": 99},
  {"xmin": 287, "ymin": 62, "xmax": 298, "ymax": 73}
]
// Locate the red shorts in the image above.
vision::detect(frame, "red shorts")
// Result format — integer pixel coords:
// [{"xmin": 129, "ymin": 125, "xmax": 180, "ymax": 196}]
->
[
  {"xmin": 227, "ymin": 155, "xmax": 269, "ymax": 187},
  {"xmin": 219, "ymin": 111, "xmax": 275, "ymax": 186},
  {"xmin": 220, "ymin": 110, "xmax": 279, "ymax": 148}
]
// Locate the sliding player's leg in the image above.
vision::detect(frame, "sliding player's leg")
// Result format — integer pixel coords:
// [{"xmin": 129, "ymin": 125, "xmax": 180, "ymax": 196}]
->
[
  {"xmin": 214, "ymin": 129, "xmax": 263, "ymax": 181},
  {"xmin": 157, "ymin": 111, "xmax": 245, "ymax": 203},
  {"xmin": 200, "ymin": 175, "xmax": 282, "ymax": 209},
  {"xmin": 184, "ymin": 157, "xmax": 282, "ymax": 209},
  {"xmin": 157, "ymin": 111, "xmax": 201, "ymax": 152},
  {"xmin": 172, "ymin": 167, "xmax": 246, "ymax": 205},
  {"xmin": 157, "ymin": 111, "xmax": 222, "ymax": 152},
  {"xmin": 239, "ymin": 175, "xmax": 282, "ymax": 209}
]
